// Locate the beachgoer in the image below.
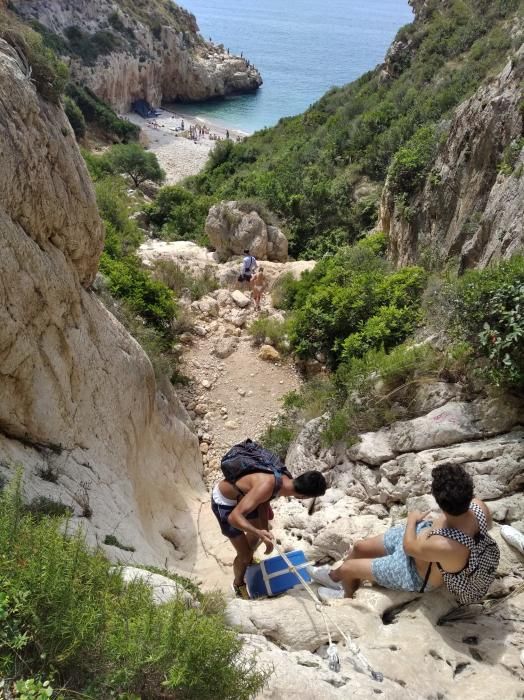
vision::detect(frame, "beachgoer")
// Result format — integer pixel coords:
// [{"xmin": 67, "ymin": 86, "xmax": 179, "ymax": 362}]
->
[
  {"xmin": 309, "ymin": 463, "xmax": 496, "ymax": 600},
  {"xmin": 211, "ymin": 458, "xmax": 327, "ymax": 598},
  {"xmin": 250, "ymin": 266, "xmax": 266, "ymax": 311},
  {"xmin": 226, "ymin": 129, "xmax": 230, "ymax": 139},
  {"xmin": 239, "ymin": 249, "xmax": 256, "ymax": 283}
]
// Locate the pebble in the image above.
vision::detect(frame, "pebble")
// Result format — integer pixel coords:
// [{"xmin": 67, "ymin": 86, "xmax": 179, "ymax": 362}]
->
[
  {"xmin": 200, "ymin": 443, "xmax": 209, "ymax": 454},
  {"xmin": 201, "ymin": 379, "xmax": 212, "ymax": 389},
  {"xmin": 237, "ymin": 388, "xmax": 246, "ymax": 396}
]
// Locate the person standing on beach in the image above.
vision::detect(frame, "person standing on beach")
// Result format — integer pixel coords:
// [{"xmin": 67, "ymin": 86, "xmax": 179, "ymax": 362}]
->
[
  {"xmin": 250, "ymin": 266, "xmax": 266, "ymax": 311},
  {"xmin": 226, "ymin": 129, "xmax": 230, "ymax": 139}
]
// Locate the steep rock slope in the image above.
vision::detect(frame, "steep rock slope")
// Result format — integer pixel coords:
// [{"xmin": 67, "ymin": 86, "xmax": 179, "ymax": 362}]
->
[
  {"xmin": 12, "ymin": 0, "xmax": 262, "ymax": 111},
  {"xmin": 0, "ymin": 42, "xmax": 207, "ymax": 574},
  {"xmin": 382, "ymin": 50, "xmax": 524, "ymax": 269}
]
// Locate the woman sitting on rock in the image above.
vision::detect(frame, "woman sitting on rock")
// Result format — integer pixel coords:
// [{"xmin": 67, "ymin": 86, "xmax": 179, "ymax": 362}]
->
[{"xmin": 308, "ymin": 464, "xmax": 497, "ymax": 602}]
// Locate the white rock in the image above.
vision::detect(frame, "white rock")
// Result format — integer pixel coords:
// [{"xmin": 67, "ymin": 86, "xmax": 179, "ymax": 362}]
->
[
  {"xmin": 118, "ymin": 567, "xmax": 194, "ymax": 605},
  {"xmin": 231, "ymin": 289, "xmax": 251, "ymax": 308}
]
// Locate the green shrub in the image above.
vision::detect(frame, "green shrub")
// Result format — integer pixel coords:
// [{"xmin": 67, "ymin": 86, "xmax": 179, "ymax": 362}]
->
[
  {"xmin": 0, "ymin": 21, "xmax": 68, "ymax": 103},
  {"xmin": 146, "ymin": 186, "xmax": 213, "ymax": 244},
  {"xmin": 0, "ymin": 475, "xmax": 267, "ymax": 698},
  {"xmin": 64, "ymin": 25, "xmax": 120, "ymax": 65},
  {"xmin": 153, "ymin": 260, "xmax": 218, "ymax": 300},
  {"xmin": 445, "ymin": 257, "xmax": 524, "ymax": 388},
  {"xmin": 260, "ymin": 418, "xmax": 298, "ymax": 461},
  {"xmin": 387, "ymin": 125, "xmax": 438, "ymax": 196},
  {"xmin": 248, "ymin": 315, "xmax": 291, "ymax": 353},
  {"xmin": 103, "ymin": 534, "xmax": 135, "ymax": 552},
  {"xmin": 99, "ymin": 253, "xmax": 177, "ymax": 332},
  {"xmin": 286, "ymin": 240, "xmax": 425, "ymax": 365},
  {"xmin": 64, "ymin": 95, "xmax": 86, "ymax": 139},
  {"xmin": 107, "ymin": 143, "xmax": 165, "ymax": 188},
  {"xmin": 66, "ymin": 83, "xmax": 140, "ymax": 142}
]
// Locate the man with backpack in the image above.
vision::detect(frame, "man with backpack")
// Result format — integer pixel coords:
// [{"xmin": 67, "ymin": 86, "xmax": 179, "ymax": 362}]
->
[
  {"xmin": 239, "ymin": 249, "xmax": 257, "ymax": 283},
  {"xmin": 309, "ymin": 464, "xmax": 499, "ymax": 605},
  {"xmin": 211, "ymin": 439, "xmax": 327, "ymax": 599}
]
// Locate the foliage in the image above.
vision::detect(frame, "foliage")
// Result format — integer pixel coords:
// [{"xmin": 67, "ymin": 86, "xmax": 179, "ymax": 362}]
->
[
  {"xmin": 185, "ymin": 0, "xmax": 520, "ymax": 258},
  {"xmin": 282, "ymin": 240, "xmax": 426, "ymax": 365},
  {"xmin": 103, "ymin": 534, "xmax": 135, "ymax": 552},
  {"xmin": 66, "ymin": 83, "xmax": 139, "ymax": 142},
  {"xmin": 64, "ymin": 95, "xmax": 86, "ymax": 139},
  {"xmin": 0, "ymin": 475, "xmax": 267, "ymax": 699},
  {"xmin": 146, "ymin": 185, "xmax": 214, "ymax": 244},
  {"xmin": 63, "ymin": 25, "xmax": 121, "ymax": 65},
  {"xmin": 153, "ymin": 260, "xmax": 218, "ymax": 301},
  {"xmin": 431, "ymin": 257, "xmax": 524, "ymax": 388},
  {"xmin": 387, "ymin": 125, "xmax": 438, "ymax": 196},
  {"xmin": 498, "ymin": 137, "xmax": 524, "ymax": 175},
  {"xmin": 247, "ymin": 315, "xmax": 291, "ymax": 353},
  {"xmin": 0, "ymin": 16, "xmax": 68, "ymax": 103},
  {"xmin": 106, "ymin": 143, "xmax": 165, "ymax": 188},
  {"xmin": 99, "ymin": 253, "xmax": 176, "ymax": 332},
  {"xmin": 13, "ymin": 678, "xmax": 53, "ymax": 700}
]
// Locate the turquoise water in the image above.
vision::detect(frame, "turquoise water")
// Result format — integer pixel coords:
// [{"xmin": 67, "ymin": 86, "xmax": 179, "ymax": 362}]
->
[{"xmin": 176, "ymin": 0, "xmax": 413, "ymax": 133}]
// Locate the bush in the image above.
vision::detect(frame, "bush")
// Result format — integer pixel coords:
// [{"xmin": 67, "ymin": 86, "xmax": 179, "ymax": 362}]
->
[
  {"xmin": 146, "ymin": 186, "xmax": 213, "ymax": 243},
  {"xmin": 64, "ymin": 25, "xmax": 120, "ymax": 65},
  {"xmin": 64, "ymin": 95, "xmax": 86, "ymax": 139},
  {"xmin": 248, "ymin": 315, "xmax": 291, "ymax": 353},
  {"xmin": 66, "ymin": 83, "xmax": 140, "ymax": 142},
  {"xmin": 107, "ymin": 143, "xmax": 165, "ymax": 188},
  {"xmin": 0, "ymin": 475, "xmax": 267, "ymax": 698},
  {"xmin": 444, "ymin": 257, "xmax": 524, "ymax": 388},
  {"xmin": 99, "ymin": 253, "xmax": 177, "ymax": 332},
  {"xmin": 153, "ymin": 260, "xmax": 218, "ymax": 300},
  {"xmin": 0, "ymin": 21, "xmax": 68, "ymax": 103},
  {"xmin": 285, "ymin": 240, "xmax": 425, "ymax": 365},
  {"xmin": 387, "ymin": 125, "xmax": 438, "ymax": 196}
]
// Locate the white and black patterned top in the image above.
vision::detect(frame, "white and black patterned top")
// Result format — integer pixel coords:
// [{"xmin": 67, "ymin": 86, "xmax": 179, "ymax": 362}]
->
[{"xmin": 429, "ymin": 502, "xmax": 500, "ymax": 605}]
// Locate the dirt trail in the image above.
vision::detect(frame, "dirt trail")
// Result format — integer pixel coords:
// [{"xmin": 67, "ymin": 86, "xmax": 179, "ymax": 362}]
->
[{"xmin": 177, "ymin": 294, "xmax": 302, "ymax": 487}]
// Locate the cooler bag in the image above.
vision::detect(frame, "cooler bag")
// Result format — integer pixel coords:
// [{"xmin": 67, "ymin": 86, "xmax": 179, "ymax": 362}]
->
[{"xmin": 245, "ymin": 549, "xmax": 311, "ymax": 598}]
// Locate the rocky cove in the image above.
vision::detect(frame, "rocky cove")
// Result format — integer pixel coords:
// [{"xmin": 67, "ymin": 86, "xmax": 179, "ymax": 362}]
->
[{"xmin": 0, "ymin": 0, "xmax": 524, "ymax": 698}]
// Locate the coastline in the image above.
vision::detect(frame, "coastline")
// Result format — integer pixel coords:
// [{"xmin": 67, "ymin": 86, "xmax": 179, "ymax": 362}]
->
[{"xmin": 124, "ymin": 107, "xmax": 250, "ymax": 185}]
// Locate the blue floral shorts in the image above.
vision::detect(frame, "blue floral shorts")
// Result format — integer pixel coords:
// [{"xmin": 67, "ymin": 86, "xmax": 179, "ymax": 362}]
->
[{"xmin": 371, "ymin": 522, "xmax": 432, "ymax": 592}]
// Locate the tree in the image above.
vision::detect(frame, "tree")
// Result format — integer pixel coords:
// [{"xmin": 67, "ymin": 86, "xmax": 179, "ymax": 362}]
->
[{"xmin": 107, "ymin": 143, "xmax": 165, "ymax": 187}]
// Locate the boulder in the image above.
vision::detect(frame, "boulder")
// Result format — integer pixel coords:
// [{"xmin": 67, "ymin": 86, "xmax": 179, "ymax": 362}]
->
[
  {"xmin": 258, "ymin": 345, "xmax": 281, "ymax": 362},
  {"xmin": 231, "ymin": 290, "xmax": 251, "ymax": 308},
  {"xmin": 118, "ymin": 567, "xmax": 194, "ymax": 605},
  {"xmin": 213, "ymin": 337, "xmax": 238, "ymax": 359},
  {"xmin": 205, "ymin": 201, "xmax": 288, "ymax": 261}
]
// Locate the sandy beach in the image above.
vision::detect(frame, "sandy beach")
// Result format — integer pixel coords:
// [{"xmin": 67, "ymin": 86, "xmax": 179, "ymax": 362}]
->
[{"xmin": 125, "ymin": 108, "xmax": 249, "ymax": 184}]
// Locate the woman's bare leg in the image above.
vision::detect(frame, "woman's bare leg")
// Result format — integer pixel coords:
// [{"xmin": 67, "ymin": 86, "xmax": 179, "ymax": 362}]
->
[{"xmin": 329, "ymin": 535, "xmax": 386, "ymax": 592}]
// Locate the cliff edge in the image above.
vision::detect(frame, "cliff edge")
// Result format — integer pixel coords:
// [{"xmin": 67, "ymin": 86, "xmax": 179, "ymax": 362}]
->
[{"xmin": 12, "ymin": 0, "xmax": 262, "ymax": 112}]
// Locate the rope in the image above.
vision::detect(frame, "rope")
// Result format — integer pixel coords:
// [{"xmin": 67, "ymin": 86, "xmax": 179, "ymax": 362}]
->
[{"xmin": 273, "ymin": 543, "xmax": 383, "ymax": 682}]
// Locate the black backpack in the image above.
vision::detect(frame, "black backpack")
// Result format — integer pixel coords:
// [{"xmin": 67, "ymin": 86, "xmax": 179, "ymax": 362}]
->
[
  {"xmin": 221, "ymin": 439, "xmax": 292, "ymax": 497},
  {"xmin": 422, "ymin": 502, "xmax": 500, "ymax": 605}
]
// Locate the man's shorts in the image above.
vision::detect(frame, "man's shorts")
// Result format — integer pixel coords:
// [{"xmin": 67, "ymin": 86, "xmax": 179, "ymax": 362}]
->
[
  {"xmin": 371, "ymin": 522, "xmax": 433, "ymax": 592},
  {"xmin": 211, "ymin": 497, "xmax": 258, "ymax": 539}
]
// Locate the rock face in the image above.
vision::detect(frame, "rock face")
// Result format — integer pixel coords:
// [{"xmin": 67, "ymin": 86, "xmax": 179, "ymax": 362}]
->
[
  {"xmin": 206, "ymin": 201, "xmax": 289, "ymax": 262},
  {"xmin": 12, "ymin": 0, "xmax": 262, "ymax": 112},
  {"xmin": 0, "ymin": 42, "xmax": 208, "ymax": 575},
  {"xmin": 381, "ymin": 51, "xmax": 524, "ymax": 269}
]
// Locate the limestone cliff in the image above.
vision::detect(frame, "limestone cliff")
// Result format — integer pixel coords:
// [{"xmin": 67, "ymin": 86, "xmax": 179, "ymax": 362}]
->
[
  {"xmin": 0, "ymin": 40, "xmax": 208, "ymax": 575},
  {"xmin": 381, "ymin": 49, "xmax": 524, "ymax": 269},
  {"xmin": 12, "ymin": 0, "xmax": 262, "ymax": 112}
]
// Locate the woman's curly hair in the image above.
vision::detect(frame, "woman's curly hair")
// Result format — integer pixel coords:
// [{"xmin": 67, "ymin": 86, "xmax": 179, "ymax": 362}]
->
[{"xmin": 431, "ymin": 464, "xmax": 473, "ymax": 516}]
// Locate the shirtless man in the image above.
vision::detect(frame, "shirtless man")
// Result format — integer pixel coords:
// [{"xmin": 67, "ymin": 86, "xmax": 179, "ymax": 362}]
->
[
  {"xmin": 308, "ymin": 463, "xmax": 493, "ymax": 600},
  {"xmin": 250, "ymin": 266, "xmax": 266, "ymax": 311},
  {"xmin": 211, "ymin": 469, "xmax": 327, "ymax": 598}
]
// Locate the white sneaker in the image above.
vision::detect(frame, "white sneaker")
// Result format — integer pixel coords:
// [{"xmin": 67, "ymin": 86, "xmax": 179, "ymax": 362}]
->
[
  {"xmin": 307, "ymin": 565, "xmax": 343, "ymax": 590},
  {"xmin": 500, "ymin": 525, "xmax": 524, "ymax": 555},
  {"xmin": 318, "ymin": 586, "xmax": 344, "ymax": 602}
]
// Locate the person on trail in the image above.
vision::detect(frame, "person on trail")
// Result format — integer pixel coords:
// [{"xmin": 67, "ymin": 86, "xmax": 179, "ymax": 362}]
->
[
  {"xmin": 250, "ymin": 266, "xmax": 266, "ymax": 311},
  {"xmin": 309, "ymin": 464, "xmax": 498, "ymax": 602},
  {"xmin": 239, "ymin": 249, "xmax": 257, "ymax": 283},
  {"xmin": 211, "ymin": 465, "xmax": 327, "ymax": 599}
]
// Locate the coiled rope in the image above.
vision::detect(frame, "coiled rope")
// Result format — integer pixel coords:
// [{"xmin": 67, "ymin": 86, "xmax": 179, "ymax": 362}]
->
[{"xmin": 273, "ymin": 543, "xmax": 383, "ymax": 682}]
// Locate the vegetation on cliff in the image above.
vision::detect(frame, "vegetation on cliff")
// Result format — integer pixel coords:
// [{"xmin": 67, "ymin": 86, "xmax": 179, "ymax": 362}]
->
[
  {"xmin": 183, "ymin": 0, "xmax": 522, "ymax": 257},
  {"xmin": 0, "ymin": 477, "xmax": 266, "ymax": 699}
]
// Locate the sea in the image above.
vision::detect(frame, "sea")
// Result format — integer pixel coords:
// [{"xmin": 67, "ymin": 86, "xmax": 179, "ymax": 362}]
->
[{"xmin": 175, "ymin": 0, "xmax": 413, "ymax": 134}]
